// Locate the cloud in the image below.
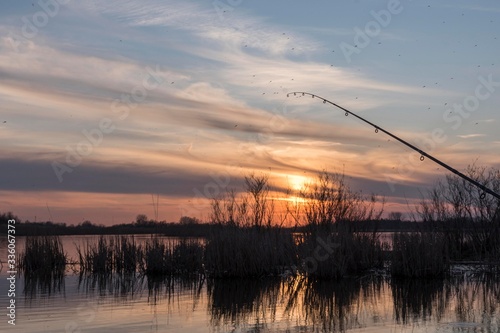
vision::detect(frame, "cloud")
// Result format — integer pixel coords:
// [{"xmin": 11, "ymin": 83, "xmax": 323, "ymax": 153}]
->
[
  {"xmin": 457, "ymin": 134, "xmax": 486, "ymax": 139},
  {"xmin": 76, "ymin": 0, "xmax": 320, "ymax": 56},
  {"xmin": 0, "ymin": 155, "xmax": 234, "ymax": 197},
  {"xmin": 3, "ymin": 0, "xmax": 498, "ymax": 225}
]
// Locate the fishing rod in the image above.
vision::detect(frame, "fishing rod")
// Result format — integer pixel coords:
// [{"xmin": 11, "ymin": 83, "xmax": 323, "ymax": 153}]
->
[{"xmin": 286, "ymin": 91, "xmax": 500, "ymax": 201}]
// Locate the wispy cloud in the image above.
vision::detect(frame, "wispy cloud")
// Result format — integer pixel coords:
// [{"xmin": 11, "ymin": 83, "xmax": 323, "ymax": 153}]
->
[
  {"xmin": 77, "ymin": 0, "xmax": 320, "ymax": 56},
  {"xmin": 2, "ymin": 0, "xmax": 499, "ymax": 224},
  {"xmin": 457, "ymin": 134, "xmax": 486, "ymax": 139}
]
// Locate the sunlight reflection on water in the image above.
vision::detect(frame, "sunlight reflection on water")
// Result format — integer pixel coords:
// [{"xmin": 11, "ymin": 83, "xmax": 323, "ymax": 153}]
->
[{"xmin": 0, "ymin": 273, "xmax": 498, "ymax": 333}]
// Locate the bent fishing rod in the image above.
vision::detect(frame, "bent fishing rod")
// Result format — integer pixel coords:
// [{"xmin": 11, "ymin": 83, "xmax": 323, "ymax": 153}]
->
[{"xmin": 287, "ymin": 91, "xmax": 500, "ymax": 201}]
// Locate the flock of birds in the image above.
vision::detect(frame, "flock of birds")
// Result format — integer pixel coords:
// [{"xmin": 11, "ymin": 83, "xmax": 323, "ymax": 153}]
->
[{"xmin": 241, "ymin": 12, "xmax": 497, "ymax": 125}]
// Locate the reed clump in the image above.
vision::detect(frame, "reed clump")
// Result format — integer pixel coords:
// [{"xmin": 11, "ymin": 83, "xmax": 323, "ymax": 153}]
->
[
  {"xmin": 204, "ymin": 226, "xmax": 297, "ymax": 278},
  {"xmin": 172, "ymin": 239, "xmax": 204, "ymax": 275},
  {"xmin": 458, "ymin": 222, "xmax": 500, "ymax": 264},
  {"xmin": 298, "ymin": 225, "xmax": 386, "ymax": 279},
  {"xmin": 19, "ymin": 235, "xmax": 67, "ymax": 275},
  {"xmin": 139, "ymin": 236, "xmax": 204, "ymax": 276},
  {"xmin": 391, "ymin": 232, "xmax": 450, "ymax": 278},
  {"xmin": 113, "ymin": 235, "xmax": 140, "ymax": 274},
  {"xmin": 206, "ymin": 173, "xmax": 298, "ymax": 277},
  {"xmin": 77, "ymin": 236, "xmax": 116, "ymax": 274}
]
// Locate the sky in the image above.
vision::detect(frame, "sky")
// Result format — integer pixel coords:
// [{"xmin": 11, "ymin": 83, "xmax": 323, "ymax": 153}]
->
[{"xmin": 1, "ymin": 0, "xmax": 500, "ymax": 225}]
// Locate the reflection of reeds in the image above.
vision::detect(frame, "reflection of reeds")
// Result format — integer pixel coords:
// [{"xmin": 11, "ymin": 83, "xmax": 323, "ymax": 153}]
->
[
  {"xmin": 299, "ymin": 276, "xmax": 382, "ymax": 332},
  {"xmin": 207, "ymin": 275, "xmax": 384, "ymax": 331},
  {"xmin": 204, "ymin": 226, "xmax": 297, "ymax": 278},
  {"xmin": 77, "ymin": 272, "xmax": 143, "ymax": 299},
  {"xmin": 23, "ymin": 272, "xmax": 65, "ymax": 298},
  {"xmin": 453, "ymin": 274, "xmax": 500, "ymax": 324},
  {"xmin": 147, "ymin": 275, "xmax": 204, "ymax": 306},
  {"xmin": 207, "ymin": 277, "xmax": 283, "ymax": 327},
  {"xmin": 391, "ymin": 232, "xmax": 450, "ymax": 277},
  {"xmin": 391, "ymin": 278, "xmax": 451, "ymax": 324}
]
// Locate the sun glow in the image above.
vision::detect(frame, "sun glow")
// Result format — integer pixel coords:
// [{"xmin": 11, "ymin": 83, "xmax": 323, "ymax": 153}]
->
[
  {"xmin": 287, "ymin": 175, "xmax": 310, "ymax": 191},
  {"xmin": 288, "ymin": 195, "xmax": 307, "ymax": 204}
]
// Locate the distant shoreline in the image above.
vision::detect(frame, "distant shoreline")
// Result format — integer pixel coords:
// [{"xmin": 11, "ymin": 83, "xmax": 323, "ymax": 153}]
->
[{"xmin": 4, "ymin": 219, "xmax": 490, "ymax": 237}]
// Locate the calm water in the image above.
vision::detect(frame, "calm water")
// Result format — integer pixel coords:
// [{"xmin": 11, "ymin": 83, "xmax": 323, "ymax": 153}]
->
[{"xmin": 1, "ymin": 235, "xmax": 499, "ymax": 332}]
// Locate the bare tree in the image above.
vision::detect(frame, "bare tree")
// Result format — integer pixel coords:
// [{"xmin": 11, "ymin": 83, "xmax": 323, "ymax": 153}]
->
[
  {"xmin": 245, "ymin": 173, "xmax": 272, "ymax": 228},
  {"xmin": 417, "ymin": 163, "xmax": 500, "ymax": 223},
  {"xmin": 300, "ymin": 170, "xmax": 385, "ymax": 227}
]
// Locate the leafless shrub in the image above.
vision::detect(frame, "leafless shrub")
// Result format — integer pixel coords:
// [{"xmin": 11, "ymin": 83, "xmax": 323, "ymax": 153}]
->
[
  {"xmin": 416, "ymin": 163, "xmax": 500, "ymax": 263},
  {"xmin": 299, "ymin": 171, "xmax": 384, "ymax": 228}
]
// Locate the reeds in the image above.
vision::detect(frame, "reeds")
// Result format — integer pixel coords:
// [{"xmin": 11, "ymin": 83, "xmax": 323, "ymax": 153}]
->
[
  {"xmin": 391, "ymin": 232, "xmax": 450, "ymax": 278},
  {"xmin": 298, "ymin": 225, "xmax": 386, "ymax": 279},
  {"xmin": 114, "ymin": 235, "xmax": 140, "ymax": 274},
  {"xmin": 172, "ymin": 239, "xmax": 204, "ymax": 275},
  {"xmin": 139, "ymin": 237, "xmax": 204, "ymax": 276},
  {"xmin": 459, "ymin": 222, "xmax": 500, "ymax": 264},
  {"xmin": 75, "ymin": 235, "xmax": 204, "ymax": 276},
  {"xmin": 18, "ymin": 236, "xmax": 67, "ymax": 297},
  {"xmin": 76, "ymin": 236, "xmax": 116, "ymax": 274},
  {"xmin": 19, "ymin": 235, "xmax": 67, "ymax": 275},
  {"xmin": 204, "ymin": 226, "xmax": 297, "ymax": 278}
]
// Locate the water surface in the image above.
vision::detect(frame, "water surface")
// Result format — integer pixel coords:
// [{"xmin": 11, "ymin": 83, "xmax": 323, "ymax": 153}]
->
[{"xmin": 1, "ymin": 235, "xmax": 499, "ymax": 332}]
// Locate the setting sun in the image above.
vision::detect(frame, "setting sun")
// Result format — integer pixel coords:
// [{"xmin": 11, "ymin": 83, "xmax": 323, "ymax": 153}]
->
[{"xmin": 287, "ymin": 175, "xmax": 310, "ymax": 192}]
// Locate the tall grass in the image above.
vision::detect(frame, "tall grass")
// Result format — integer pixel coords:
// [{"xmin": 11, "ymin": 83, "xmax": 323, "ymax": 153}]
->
[
  {"xmin": 204, "ymin": 226, "xmax": 297, "ymax": 278},
  {"xmin": 19, "ymin": 235, "xmax": 66, "ymax": 275},
  {"xmin": 139, "ymin": 237, "xmax": 204, "ymax": 276},
  {"xmin": 391, "ymin": 232, "xmax": 450, "ymax": 278},
  {"xmin": 459, "ymin": 221, "xmax": 500, "ymax": 264},
  {"xmin": 113, "ymin": 236, "xmax": 140, "ymax": 274},
  {"xmin": 18, "ymin": 236, "xmax": 67, "ymax": 297},
  {"xmin": 172, "ymin": 239, "xmax": 204, "ymax": 275},
  {"xmin": 76, "ymin": 235, "xmax": 115, "ymax": 274},
  {"xmin": 208, "ymin": 277, "xmax": 283, "ymax": 327},
  {"xmin": 206, "ymin": 171, "xmax": 387, "ymax": 278},
  {"xmin": 298, "ymin": 225, "xmax": 386, "ymax": 279},
  {"xmin": 76, "ymin": 235, "xmax": 203, "ymax": 276}
]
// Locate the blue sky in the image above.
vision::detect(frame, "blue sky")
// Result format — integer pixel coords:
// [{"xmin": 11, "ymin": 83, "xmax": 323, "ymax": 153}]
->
[{"xmin": 1, "ymin": 0, "xmax": 500, "ymax": 224}]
